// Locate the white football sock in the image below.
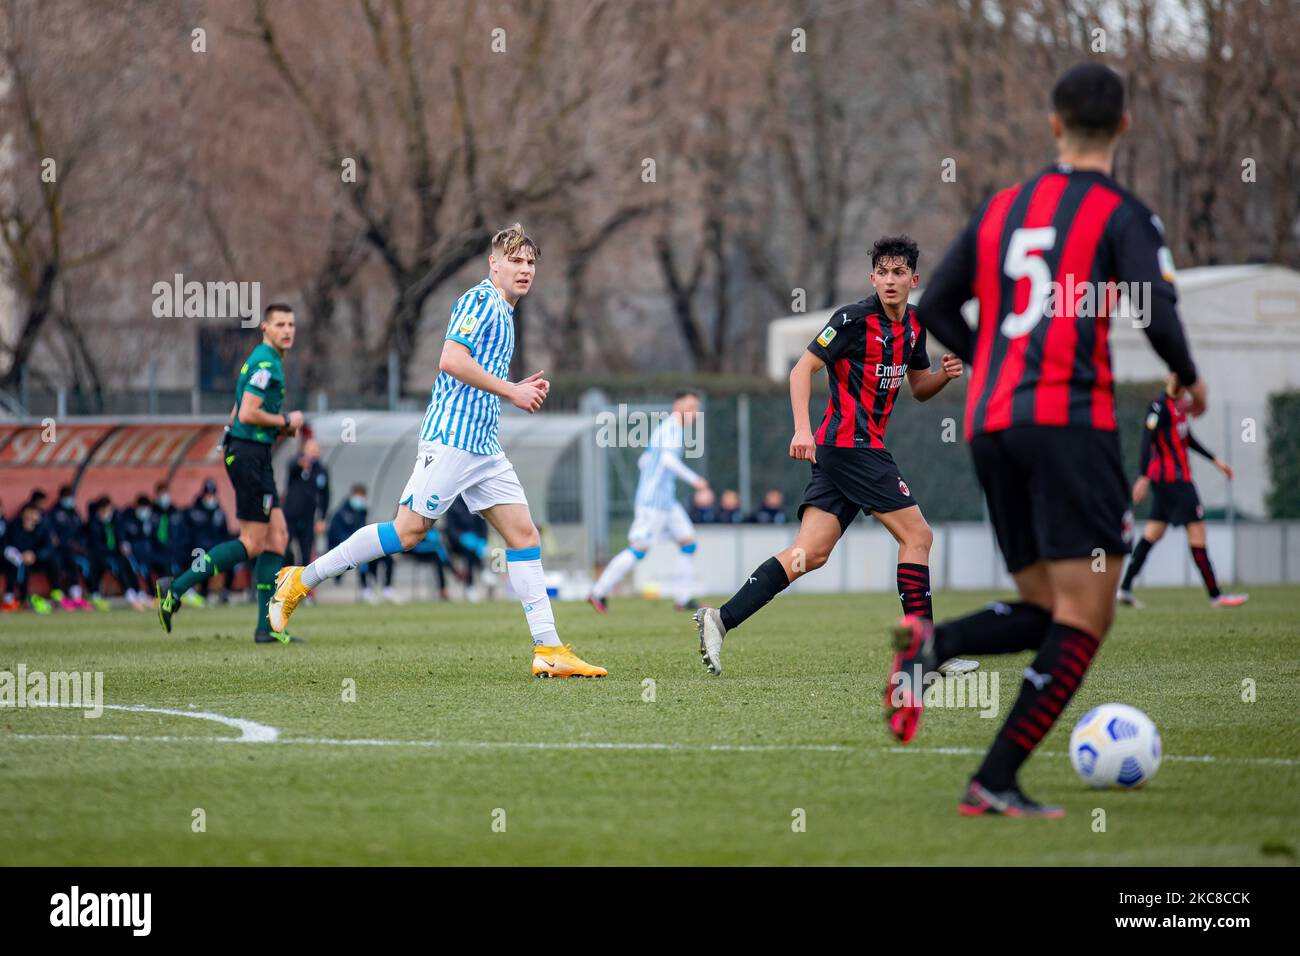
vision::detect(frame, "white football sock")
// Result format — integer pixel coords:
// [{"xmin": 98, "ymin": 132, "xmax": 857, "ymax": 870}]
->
[
  {"xmin": 506, "ymin": 547, "xmax": 558, "ymax": 646},
  {"xmin": 303, "ymin": 522, "xmax": 403, "ymax": 588},
  {"xmin": 673, "ymin": 544, "xmax": 696, "ymax": 605},
  {"xmin": 592, "ymin": 547, "xmax": 640, "ymax": 599}
]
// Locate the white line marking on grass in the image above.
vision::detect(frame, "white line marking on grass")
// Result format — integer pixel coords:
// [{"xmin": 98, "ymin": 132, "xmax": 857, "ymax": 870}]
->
[
  {"xmin": 888, "ymin": 745, "xmax": 1300, "ymax": 768},
  {"xmin": 24, "ymin": 702, "xmax": 278, "ymax": 742},
  {"xmin": 6, "ymin": 716, "xmax": 1298, "ymax": 768}
]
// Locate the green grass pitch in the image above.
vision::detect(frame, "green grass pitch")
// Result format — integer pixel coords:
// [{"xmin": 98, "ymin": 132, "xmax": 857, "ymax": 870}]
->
[{"xmin": 1, "ymin": 586, "xmax": 1296, "ymax": 865}]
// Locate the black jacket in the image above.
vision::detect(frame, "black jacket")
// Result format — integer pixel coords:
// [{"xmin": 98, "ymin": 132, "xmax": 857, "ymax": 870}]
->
[
  {"xmin": 285, "ymin": 460, "xmax": 330, "ymax": 526},
  {"xmin": 48, "ymin": 504, "xmax": 88, "ymax": 553}
]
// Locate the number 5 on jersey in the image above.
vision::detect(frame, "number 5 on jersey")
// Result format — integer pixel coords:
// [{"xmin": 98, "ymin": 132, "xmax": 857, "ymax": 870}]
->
[{"xmin": 1001, "ymin": 226, "xmax": 1057, "ymax": 339}]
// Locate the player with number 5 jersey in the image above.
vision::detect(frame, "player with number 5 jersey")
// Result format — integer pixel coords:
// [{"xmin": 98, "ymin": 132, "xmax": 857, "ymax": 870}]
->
[
  {"xmin": 886, "ymin": 63, "xmax": 1205, "ymax": 817},
  {"xmin": 268, "ymin": 224, "xmax": 606, "ymax": 678}
]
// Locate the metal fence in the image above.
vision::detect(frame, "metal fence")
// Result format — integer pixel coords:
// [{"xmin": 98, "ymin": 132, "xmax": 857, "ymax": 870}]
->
[{"xmin": 565, "ymin": 386, "xmax": 1281, "ymax": 564}]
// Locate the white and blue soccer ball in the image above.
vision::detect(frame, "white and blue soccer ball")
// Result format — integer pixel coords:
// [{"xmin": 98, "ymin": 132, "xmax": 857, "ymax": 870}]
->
[{"xmin": 1069, "ymin": 703, "xmax": 1162, "ymax": 789}]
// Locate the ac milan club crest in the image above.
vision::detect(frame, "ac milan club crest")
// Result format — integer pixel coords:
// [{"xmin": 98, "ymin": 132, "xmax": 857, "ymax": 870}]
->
[{"xmin": 898, "ymin": 477, "xmax": 910, "ymax": 497}]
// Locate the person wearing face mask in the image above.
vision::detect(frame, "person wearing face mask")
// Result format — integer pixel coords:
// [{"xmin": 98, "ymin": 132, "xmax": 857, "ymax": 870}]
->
[
  {"xmin": 6, "ymin": 501, "xmax": 63, "ymax": 613},
  {"xmin": 151, "ymin": 482, "xmax": 186, "ymax": 585},
  {"xmin": 120, "ymin": 495, "xmax": 162, "ymax": 594},
  {"xmin": 183, "ymin": 479, "xmax": 234, "ymax": 606},
  {"xmin": 85, "ymin": 498, "xmax": 148, "ymax": 610},
  {"xmin": 283, "ymin": 438, "xmax": 330, "ymax": 570},
  {"xmin": 327, "ymin": 485, "xmax": 399, "ymax": 603},
  {"xmin": 47, "ymin": 486, "xmax": 93, "ymax": 610}
]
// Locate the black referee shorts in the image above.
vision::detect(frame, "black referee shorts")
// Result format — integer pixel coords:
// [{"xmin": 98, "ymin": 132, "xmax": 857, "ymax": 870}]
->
[
  {"xmin": 797, "ymin": 445, "xmax": 917, "ymax": 532},
  {"xmin": 224, "ymin": 437, "xmax": 279, "ymax": 523},
  {"xmin": 970, "ymin": 425, "xmax": 1132, "ymax": 574},
  {"xmin": 1149, "ymin": 480, "xmax": 1204, "ymax": 527}
]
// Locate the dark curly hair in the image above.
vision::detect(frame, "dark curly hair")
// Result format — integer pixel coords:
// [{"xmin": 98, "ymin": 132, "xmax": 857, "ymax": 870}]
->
[{"xmin": 870, "ymin": 235, "xmax": 919, "ymax": 272}]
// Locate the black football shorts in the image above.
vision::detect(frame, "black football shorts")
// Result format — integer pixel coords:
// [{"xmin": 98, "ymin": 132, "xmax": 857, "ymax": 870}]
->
[
  {"xmin": 224, "ymin": 438, "xmax": 279, "ymax": 523},
  {"xmin": 1148, "ymin": 480, "xmax": 1204, "ymax": 527},
  {"xmin": 970, "ymin": 425, "xmax": 1131, "ymax": 574},
  {"xmin": 798, "ymin": 445, "xmax": 917, "ymax": 532}
]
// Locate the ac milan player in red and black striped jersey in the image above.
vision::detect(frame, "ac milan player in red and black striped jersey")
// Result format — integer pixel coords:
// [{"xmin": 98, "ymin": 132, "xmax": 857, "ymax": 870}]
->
[
  {"xmin": 884, "ymin": 63, "xmax": 1211, "ymax": 817},
  {"xmin": 1118, "ymin": 372, "xmax": 1247, "ymax": 608},
  {"xmin": 692, "ymin": 236, "xmax": 972, "ymax": 677}
]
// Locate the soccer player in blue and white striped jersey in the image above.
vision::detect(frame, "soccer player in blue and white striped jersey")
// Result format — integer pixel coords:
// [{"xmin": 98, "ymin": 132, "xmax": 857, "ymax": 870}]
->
[
  {"xmin": 269, "ymin": 224, "xmax": 607, "ymax": 677},
  {"xmin": 589, "ymin": 392, "xmax": 708, "ymax": 613}
]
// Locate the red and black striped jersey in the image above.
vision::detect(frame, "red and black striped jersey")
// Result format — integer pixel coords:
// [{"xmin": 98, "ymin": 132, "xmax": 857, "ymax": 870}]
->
[
  {"xmin": 917, "ymin": 164, "xmax": 1198, "ymax": 442},
  {"xmin": 807, "ymin": 294, "xmax": 931, "ymax": 449},
  {"xmin": 1139, "ymin": 391, "xmax": 1215, "ymax": 483}
]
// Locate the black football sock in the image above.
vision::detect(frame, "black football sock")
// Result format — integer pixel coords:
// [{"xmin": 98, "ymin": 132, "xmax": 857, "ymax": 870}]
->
[
  {"xmin": 974, "ymin": 621, "xmax": 1101, "ymax": 790},
  {"xmin": 1190, "ymin": 545, "xmax": 1220, "ymax": 598},
  {"xmin": 896, "ymin": 562, "xmax": 932, "ymax": 620},
  {"xmin": 1120, "ymin": 538, "xmax": 1154, "ymax": 591},
  {"xmin": 932, "ymin": 601, "xmax": 1052, "ymax": 661},
  {"xmin": 719, "ymin": 557, "xmax": 791, "ymax": 632}
]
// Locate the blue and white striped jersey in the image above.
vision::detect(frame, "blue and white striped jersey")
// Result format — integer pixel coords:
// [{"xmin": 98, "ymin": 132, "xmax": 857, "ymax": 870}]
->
[
  {"xmin": 419, "ymin": 278, "xmax": 515, "ymax": 456},
  {"xmin": 634, "ymin": 415, "xmax": 702, "ymax": 511}
]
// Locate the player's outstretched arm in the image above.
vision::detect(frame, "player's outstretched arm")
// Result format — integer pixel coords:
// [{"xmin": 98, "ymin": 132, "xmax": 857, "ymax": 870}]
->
[
  {"xmin": 661, "ymin": 449, "xmax": 705, "ymax": 489},
  {"xmin": 915, "ymin": 215, "xmax": 979, "ymax": 363},
  {"xmin": 1110, "ymin": 207, "xmax": 1204, "ymax": 414},
  {"xmin": 788, "ymin": 351, "xmax": 822, "ymax": 461},
  {"xmin": 439, "ymin": 340, "xmax": 548, "ymax": 413},
  {"xmin": 1187, "ymin": 430, "xmax": 1232, "ymax": 477},
  {"xmin": 907, "ymin": 354, "xmax": 963, "ymax": 402}
]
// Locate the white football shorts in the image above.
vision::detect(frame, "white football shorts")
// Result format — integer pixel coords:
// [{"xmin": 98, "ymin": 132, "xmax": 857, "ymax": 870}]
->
[
  {"xmin": 399, "ymin": 440, "xmax": 528, "ymax": 518},
  {"xmin": 627, "ymin": 502, "xmax": 695, "ymax": 549}
]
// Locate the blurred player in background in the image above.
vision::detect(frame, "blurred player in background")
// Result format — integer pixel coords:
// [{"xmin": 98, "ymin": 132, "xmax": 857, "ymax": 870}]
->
[
  {"xmin": 120, "ymin": 495, "xmax": 160, "ymax": 594},
  {"xmin": 184, "ymin": 479, "xmax": 231, "ymax": 607},
  {"xmin": 898, "ymin": 62, "xmax": 1205, "ymax": 817},
  {"xmin": 151, "ymin": 482, "xmax": 187, "ymax": 587},
  {"xmin": 86, "ymin": 497, "xmax": 148, "ymax": 610},
  {"xmin": 1118, "ymin": 372, "xmax": 1246, "ymax": 608},
  {"xmin": 5, "ymin": 501, "xmax": 63, "ymax": 613},
  {"xmin": 156, "ymin": 303, "xmax": 304, "ymax": 643},
  {"xmin": 693, "ymin": 236, "xmax": 969, "ymax": 676},
  {"xmin": 589, "ymin": 390, "xmax": 708, "ymax": 613},
  {"xmin": 48, "ymin": 486, "xmax": 93, "ymax": 609},
  {"xmin": 270, "ymin": 224, "xmax": 606, "ymax": 678},
  {"xmin": 284, "ymin": 438, "xmax": 330, "ymax": 569}
]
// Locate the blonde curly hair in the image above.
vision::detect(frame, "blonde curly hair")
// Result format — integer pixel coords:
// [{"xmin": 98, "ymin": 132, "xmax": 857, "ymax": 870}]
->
[{"xmin": 491, "ymin": 223, "xmax": 540, "ymax": 260}]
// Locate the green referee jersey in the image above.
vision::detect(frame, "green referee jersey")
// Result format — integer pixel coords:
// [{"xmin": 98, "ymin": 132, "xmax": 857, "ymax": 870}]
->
[{"xmin": 229, "ymin": 342, "xmax": 285, "ymax": 444}]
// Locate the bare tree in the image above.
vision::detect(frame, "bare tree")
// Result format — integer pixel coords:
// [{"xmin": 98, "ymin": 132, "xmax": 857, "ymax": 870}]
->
[{"xmin": 0, "ymin": 0, "xmax": 180, "ymax": 394}]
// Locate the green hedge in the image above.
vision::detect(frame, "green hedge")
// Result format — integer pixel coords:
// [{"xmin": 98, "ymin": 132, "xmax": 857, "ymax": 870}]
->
[{"xmin": 1266, "ymin": 392, "xmax": 1300, "ymax": 518}]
